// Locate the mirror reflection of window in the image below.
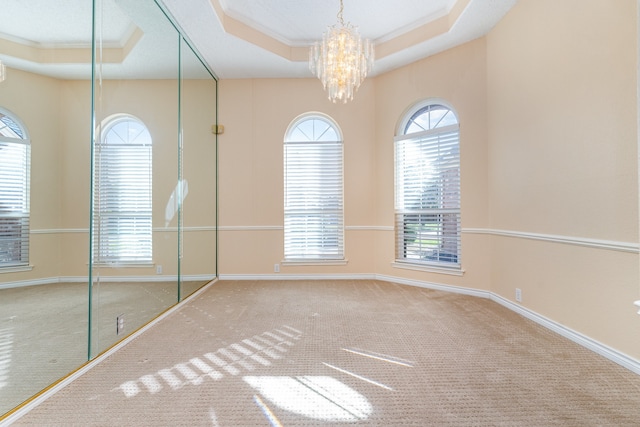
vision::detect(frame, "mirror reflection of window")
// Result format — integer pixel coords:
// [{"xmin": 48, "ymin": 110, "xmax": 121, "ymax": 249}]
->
[
  {"xmin": 0, "ymin": 109, "xmax": 30, "ymax": 268},
  {"xmin": 93, "ymin": 114, "xmax": 152, "ymax": 264}
]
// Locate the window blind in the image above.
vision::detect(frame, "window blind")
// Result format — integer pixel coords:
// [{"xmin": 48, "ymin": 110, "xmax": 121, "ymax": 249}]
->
[
  {"xmin": 0, "ymin": 140, "xmax": 30, "ymax": 266},
  {"xmin": 395, "ymin": 124, "xmax": 460, "ymax": 266},
  {"xmin": 284, "ymin": 139, "xmax": 344, "ymax": 260},
  {"xmin": 93, "ymin": 119, "xmax": 152, "ymax": 264}
]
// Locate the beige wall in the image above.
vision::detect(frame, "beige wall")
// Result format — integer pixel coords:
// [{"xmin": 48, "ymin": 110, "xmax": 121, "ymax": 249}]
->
[
  {"xmin": 0, "ymin": 72, "xmax": 217, "ymax": 282},
  {"xmin": 373, "ymin": 38, "xmax": 491, "ymax": 290},
  {"xmin": 218, "ymin": 0, "xmax": 639, "ymax": 360},
  {"xmin": 486, "ymin": 0, "xmax": 639, "ymax": 357},
  {"xmin": 218, "ymin": 78, "xmax": 377, "ymax": 275},
  {"xmin": 0, "ymin": 68, "xmax": 67, "ymax": 282}
]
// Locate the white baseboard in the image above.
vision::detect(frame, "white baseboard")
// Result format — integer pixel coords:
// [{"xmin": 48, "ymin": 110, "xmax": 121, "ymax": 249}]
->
[
  {"xmin": 219, "ymin": 273, "xmax": 376, "ymax": 281},
  {"xmin": 374, "ymin": 274, "xmax": 640, "ymax": 376},
  {"xmin": 220, "ymin": 273, "xmax": 640, "ymax": 376},
  {"xmin": 3, "ymin": 274, "xmax": 638, "ymax": 425},
  {"xmin": 491, "ymin": 293, "xmax": 640, "ymax": 375},
  {"xmin": 0, "ymin": 275, "xmax": 216, "ymax": 290}
]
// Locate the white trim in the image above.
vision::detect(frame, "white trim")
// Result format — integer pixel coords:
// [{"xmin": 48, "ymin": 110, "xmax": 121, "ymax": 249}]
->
[
  {"xmin": 0, "ymin": 277, "xmax": 52, "ymax": 290},
  {"xmin": 219, "ymin": 273, "xmax": 375, "ymax": 281},
  {"xmin": 0, "ymin": 265, "xmax": 33, "ymax": 274},
  {"xmin": 219, "ymin": 225, "xmax": 282, "ymax": 231},
  {"xmin": 218, "ymin": 274, "xmax": 640, "ymax": 375},
  {"xmin": 463, "ymin": 228, "xmax": 639, "ymax": 253},
  {"xmin": 3, "ymin": 273, "xmax": 638, "ymax": 425},
  {"xmin": 217, "ymin": 225, "xmax": 393, "ymax": 232},
  {"xmin": 374, "ymin": 275, "xmax": 640, "ymax": 375},
  {"xmin": 281, "ymin": 259, "xmax": 348, "ymax": 266},
  {"xmin": 0, "ymin": 275, "xmax": 216, "ymax": 290},
  {"xmin": 375, "ymin": 274, "xmax": 486, "ymax": 298},
  {"xmin": 0, "ymin": 279, "xmax": 218, "ymax": 426},
  {"xmin": 490, "ymin": 293, "xmax": 640, "ymax": 376},
  {"xmin": 391, "ymin": 261, "xmax": 465, "ymax": 276},
  {"xmin": 30, "ymin": 229, "xmax": 88, "ymax": 234},
  {"xmin": 30, "ymin": 226, "xmax": 217, "ymax": 234}
]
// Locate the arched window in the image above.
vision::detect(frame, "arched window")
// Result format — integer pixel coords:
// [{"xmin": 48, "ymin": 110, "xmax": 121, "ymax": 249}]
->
[
  {"xmin": 394, "ymin": 102, "xmax": 460, "ymax": 268},
  {"xmin": 0, "ymin": 109, "xmax": 30, "ymax": 267},
  {"xmin": 93, "ymin": 115, "xmax": 152, "ymax": 264},
  {"xmin": 284, "ymin": 114, "xmax": 344, "ymax": 261}
]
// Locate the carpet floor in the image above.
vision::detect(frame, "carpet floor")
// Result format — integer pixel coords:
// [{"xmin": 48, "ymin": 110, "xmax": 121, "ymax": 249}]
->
[{"xmin": 8, "ymin": 279, "xmax": 640, "ymax": 426}]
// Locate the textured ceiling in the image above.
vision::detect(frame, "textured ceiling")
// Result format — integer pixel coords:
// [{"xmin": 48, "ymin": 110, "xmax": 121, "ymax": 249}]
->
[
  {"xmin": 160, "ymin": 0, "xmax": 518, "ymax": 79},
  {"xmin": 0, "ymin": 0, "xmax": 517, "ymax": 80},
  {"xmin": 218, "ymin": 0, "xmax": 456, "ymax": 45}
]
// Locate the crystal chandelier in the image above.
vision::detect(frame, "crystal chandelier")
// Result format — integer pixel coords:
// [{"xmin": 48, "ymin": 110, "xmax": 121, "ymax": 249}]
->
[{"xmin": 309, "ymin": 0, "xmax": 374, "ymax": 104}]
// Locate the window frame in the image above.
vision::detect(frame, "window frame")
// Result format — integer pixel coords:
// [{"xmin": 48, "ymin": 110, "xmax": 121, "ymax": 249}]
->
[
  {"xmin": 92, "ymin": 114, "xmax": 153, "ymax": 265},
  {"xmin": 283, "ymin": 112, "xmax": 345, "ymax": 263},
  {"xmin": 394, "ymin": 100, "xmax": 461, "ymax": 271},
  {"xmin": 0, "ymin": 108, "xmax": 31, "ymax": 269}
]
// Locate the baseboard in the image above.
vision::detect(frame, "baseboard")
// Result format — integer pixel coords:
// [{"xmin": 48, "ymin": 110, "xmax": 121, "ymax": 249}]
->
[
  {"xmin": 491, "ymin": 293, "xmax": 640, "ymax": 375},
  {"xmin": 0, "ymin": 278, "xmax": 219, "ymax": 426},
  {"xmin": 222, "ymin": 273, "xmax": 640, "ymax": 376},
  {"xmin": 0, "ymin": 274, "xmax": 216, "ymax": 290},
  {"xmin": 375, "ymin": 274, "xmax": 640, "ymax": 376},
  {"xmin": 375, "ymin": 274, "xmax": 489, "ymax": 299},
  {"xmin": 219, "ymin": 273, "xmax": 376, "ymax": 281}
]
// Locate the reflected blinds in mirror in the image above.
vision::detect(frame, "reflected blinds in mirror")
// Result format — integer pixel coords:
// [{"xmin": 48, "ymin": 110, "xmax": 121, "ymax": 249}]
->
[
  {"xmin": 0, "ymin": 112, "xmax": 30, "ymax": 267},
  {"xmin": 93, "ymin": 115, "xmax": 152, "ymax": 264}
]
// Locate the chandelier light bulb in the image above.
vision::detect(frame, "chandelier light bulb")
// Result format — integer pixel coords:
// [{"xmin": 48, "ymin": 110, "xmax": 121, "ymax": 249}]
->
[{"xmin": 309, "ymin": 0, "xmax": 374, "ymax": 103}]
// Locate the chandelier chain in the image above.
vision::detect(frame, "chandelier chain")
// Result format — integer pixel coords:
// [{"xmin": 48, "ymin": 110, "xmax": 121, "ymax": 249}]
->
[{"xmin": 337, "ymin": 0, "xmax": 345, "ymax": 26}]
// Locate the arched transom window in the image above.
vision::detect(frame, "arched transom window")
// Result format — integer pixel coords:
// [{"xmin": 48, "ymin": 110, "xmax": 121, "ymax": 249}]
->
[
  {"xmin": 284, "ymin": 114, "xmax": 344, "ymax": 261},
  {"xmin": 394, "ymin": 102, "xmax": 460, "ymax": 268}
]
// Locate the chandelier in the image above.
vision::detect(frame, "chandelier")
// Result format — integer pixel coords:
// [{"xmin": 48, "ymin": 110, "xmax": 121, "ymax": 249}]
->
[{"xmin": 309, "ymin": 0, "xmax": 374, "ymax": 104}]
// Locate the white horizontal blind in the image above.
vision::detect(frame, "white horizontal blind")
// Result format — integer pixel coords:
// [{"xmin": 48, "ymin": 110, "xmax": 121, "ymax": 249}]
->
[
  {"xmin": 0, "ymin": 141, "xmax": 30, "ymax": 266},
  {"xmin": 93, "ymin": 117, "xmax": 152, "ymax": 264},
  {"xmin": 395, "ymin": 121, "xmax": 460, "ymax": 267},
  {"xmin": 0, "ymin": 112, "xmax": 30, "ymax": 267},
  {"xmin": 284, "ymin": 117, "xmax": 344, "ymax": 260}
]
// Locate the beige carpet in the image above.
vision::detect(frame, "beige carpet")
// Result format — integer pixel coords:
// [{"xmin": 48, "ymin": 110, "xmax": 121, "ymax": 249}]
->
[{"xmin": 8, "ymin": 279, "xmax": 640, "ymax": 426}]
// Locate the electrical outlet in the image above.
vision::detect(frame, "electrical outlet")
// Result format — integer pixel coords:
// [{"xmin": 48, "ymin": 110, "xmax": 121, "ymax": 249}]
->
[
  {"xmin": 515, "ymin": 288, "xmax": 522, "ymax": 303},
  {"xmin": 274, "ymin": 263, "xmax": 280, "ymax": 273},
  {"xmin": 156, "ymin": 265, "xmax": 162, "ymax": 275},
  {"xmin": 116, "ymin": 314, "xmax": 124, "ymax": 335}
]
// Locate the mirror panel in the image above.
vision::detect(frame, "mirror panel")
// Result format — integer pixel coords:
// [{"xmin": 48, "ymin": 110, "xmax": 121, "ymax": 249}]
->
[
  {"xmin": 0, "ymin": 1, "xmax": 93, "ymax": 414},
  {"xmin": 179, "ymin": 38, "xmax": 218, "ymax": 300},
  {"xmin": 90, "ymin": 0, "xmax": 181, "ymax": 357},
  {"xmin": 0, "ymin": 0, "xmax": 217, "ymax": 417}
]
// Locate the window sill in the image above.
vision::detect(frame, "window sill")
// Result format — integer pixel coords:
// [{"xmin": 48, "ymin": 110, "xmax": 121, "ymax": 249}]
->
[
  {"xmin": 282, "ymin": 259, "xmax": 348, "ymax": 267},
  {"xmin": 392, "ymin": 261, "xmax": 464, "ymax": 276},
  {"xmin": 0, "ymin": 264, "xmax": 33, "ymax": 273}
]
